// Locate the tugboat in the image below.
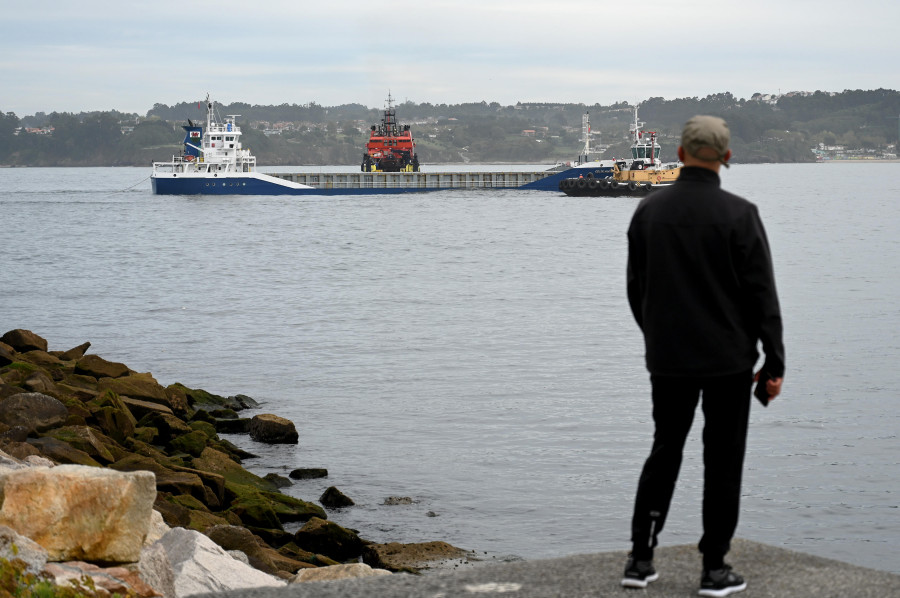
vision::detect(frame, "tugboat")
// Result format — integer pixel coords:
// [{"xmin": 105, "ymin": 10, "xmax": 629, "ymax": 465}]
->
[
  {"xmin": 559, "ymin": 106, "xmax": 681, "ymax": 197},
  {"xmin": 361, "ymin": 93, "xmax": 420, "ymax": 172}
]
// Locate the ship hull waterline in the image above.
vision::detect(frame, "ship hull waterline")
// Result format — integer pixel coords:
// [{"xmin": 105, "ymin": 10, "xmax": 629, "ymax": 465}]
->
[{"xmin": 149, "ymin": 166, "xmax": 612, "ymax": 196}]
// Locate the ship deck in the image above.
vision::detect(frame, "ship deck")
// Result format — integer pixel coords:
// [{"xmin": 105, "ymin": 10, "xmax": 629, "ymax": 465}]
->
[{"xmin": 268, "ymin": 170, "xmax": 559, "ymax": 191}]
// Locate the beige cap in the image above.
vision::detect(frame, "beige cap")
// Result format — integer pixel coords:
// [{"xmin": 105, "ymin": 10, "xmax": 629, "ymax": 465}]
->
[{"xmin": 681, "ymin": 115, "xmax": 731, "ymax": 167}]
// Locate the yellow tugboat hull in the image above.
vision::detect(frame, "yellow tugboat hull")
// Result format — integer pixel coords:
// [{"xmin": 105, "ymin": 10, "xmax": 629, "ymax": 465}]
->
[{"xmin": 614, "ymin": 165, "xmax": 681, "ymax": 185}]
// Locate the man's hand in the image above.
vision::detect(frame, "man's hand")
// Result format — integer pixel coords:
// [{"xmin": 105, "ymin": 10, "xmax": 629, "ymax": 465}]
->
[{"xmin": 754, "ymin": 371, "xmax": 784, "ymax": 401}]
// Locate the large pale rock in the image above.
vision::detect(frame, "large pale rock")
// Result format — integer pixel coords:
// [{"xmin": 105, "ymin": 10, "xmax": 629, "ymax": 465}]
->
[
  {"xmin": 0, "ymin": 329, "xmax": 47, "ymax": 353},
  {"xmin": 0, "ymin": 524, "xmax": 48, "ymax": 574},
  {"xmin": 139, "ymin": 542, "xmax": 177, "ymax": 598},
  {"xmin": 156, "ymin": 526, "xmax": 285, "ymax": 596},
  {"xmin": 43, "ymin": 561, "xmax": 161, "ymax": 598},
  {"xmin": 248, "ymin": 413, "xmax": 298, "ymax": 444},
  {"xmin": 0, "ymin": 464, "xmax": 156, "ymax": 563},
  {"xmin": 144, "ymin": 509, "xmax": 171, "ymax": 546},
  {"xmin": 0, "ymin": 447, "xmax": 30, "ymax": 472},
  {"xmin": 0, "ymin": 392, "xmax": 68, "ymax": 433},
  {"xmin": 290, "ymin": 562, "xmax": 392, "ymax": 583}
]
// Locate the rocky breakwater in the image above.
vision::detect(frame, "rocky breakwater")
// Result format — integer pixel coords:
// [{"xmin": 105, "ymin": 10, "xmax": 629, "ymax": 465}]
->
[{"xmin": 0, "ymin": 329, "xmax": 469, "ymax": 597}]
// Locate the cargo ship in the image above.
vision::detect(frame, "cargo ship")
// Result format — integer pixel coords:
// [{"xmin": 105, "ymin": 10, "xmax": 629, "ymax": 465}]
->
[{"xmin": 151, "ymin": 96, "xmax": 617, "ymax": 195}]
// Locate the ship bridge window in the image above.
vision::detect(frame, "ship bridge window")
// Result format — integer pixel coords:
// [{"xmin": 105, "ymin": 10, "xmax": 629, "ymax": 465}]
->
[{"xmin": 226, "ymin": 136, "xmax": 235, "ymax": 141}]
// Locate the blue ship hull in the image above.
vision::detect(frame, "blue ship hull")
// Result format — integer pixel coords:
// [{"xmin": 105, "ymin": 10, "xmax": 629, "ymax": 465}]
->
[
  {"xmin": 519, "ymin": 164, "xmax": 614, "ymax": 191},
  {"xmin": 152, "ymin": 175, "xmax": 430, "ymax": 196},
  {"xmin": 151, "ymin": 164, "xmax": 616, "ymax": 196}
]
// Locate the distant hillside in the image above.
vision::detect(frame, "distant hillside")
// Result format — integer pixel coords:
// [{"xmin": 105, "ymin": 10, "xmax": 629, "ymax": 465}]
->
[{"xmin": 1, "ymin": 89, "xmax": 898, "ymax": 166}]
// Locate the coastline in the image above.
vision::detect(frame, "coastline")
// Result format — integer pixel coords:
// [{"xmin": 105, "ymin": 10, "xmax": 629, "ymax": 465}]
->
[{"xmin": 0, "ymin": 329, "xmax": 474, "ymax": 596}]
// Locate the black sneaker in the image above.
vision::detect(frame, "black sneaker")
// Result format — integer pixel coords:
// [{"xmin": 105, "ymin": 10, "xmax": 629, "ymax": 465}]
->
[
  {"xmin": 621, "ymin": 556, "xmax": 659, "ymax": 588},
  {"xmin": 698, "ymin": 564, "xmax": 747, "ymax": 597}
]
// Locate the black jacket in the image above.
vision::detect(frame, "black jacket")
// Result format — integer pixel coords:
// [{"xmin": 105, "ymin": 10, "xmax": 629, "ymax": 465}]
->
[{"xmin": 627, "ymin": 167, "xmax": 785, "ymax": 377}]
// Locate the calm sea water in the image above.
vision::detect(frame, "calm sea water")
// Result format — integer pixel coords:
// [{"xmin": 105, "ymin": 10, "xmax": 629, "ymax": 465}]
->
[{"xmin": 1, "ymin": 163, "xmax": 897, "ymax": 574}]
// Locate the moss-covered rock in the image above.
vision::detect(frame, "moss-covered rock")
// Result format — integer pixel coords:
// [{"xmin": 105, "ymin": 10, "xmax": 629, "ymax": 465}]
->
[
  {"xmin": 55, "ymin": 341, "xmax": 91, "ymax": 362},
  {"xmin": 192, "ymin": 447, "xmax": 277, "ymax": 492},
  {"xmin": 188, "ymin": 420, "xmax": 218, "ymax": 440},
  {"xmin": 164, "ymin": 383, "xmax": 190, "ymax": 414},
  {"xmin": 225, "ymin": 483, "xmax": 284, "ymax": 530},
  {"xmin": 1, "ymin": 361, "xmax": 38, "ymax": 379},
  {"xmin": 214, "ymin": 418, "xmax": 251, "ymax": 434},
  {"xmin": 17, "ymin": 350, "xmax": 63, "ymax": 371},
  {"xmin": 0, "ymin": 341, "xmax": 14, "ymax": 367},
  {"xmin": 263, "ymin": 473, "xmax": 292, "ymax": 488},
  {"xmin": 136, "ymin": 412, "xmax": 192, "ymax": 443},
  {"xmin": 209, "ymin": 408, "xmax": 239, "ymax": 419},
  {"xmin": 277, "ymin": 541, "xmax": 340, "ymax": 567},
  {"xmin": 205, "ymin": 525, "xmax": 282, "ymax": 575},
  {"xmin": 169, "ymin": 429, "xmax": 210, "ymax": 458},
  {"xmin": 363, "ymin": 541, "xmax": 470, "ymax": 573},
  {"xmin": 120, "ymin": 396, "xmax": 174, "ymax": 421},
  {"xmin": 25, "ymin": 437, "xmax": 102, "ymax": 467},
  {"xmin": 171, "ymin": 493, "xmax": 210, "ymax": 512},
  {"xmin": 154, "ymin": 493, "xmax": 191, "ymax": 527},
  {"xmin": 110, "ymin": 453, "xmax": 212, "ymax": 506},
  {"xmin": 74, "ymin": 354, "xmax": 130, "ymax": 379},
  {"xmin": 168, "ymin": 383, "xmax": 241, "ymax": 410},
  {"xmin": 98, "ymin": 373, "xmax": 170, "ymax": 408},
  {"xmin": 263, "ymin": 490, "xmax": 326, "ymax": 523},
  {"xmin": 132, "ymin": 426, "xmax": 158, "ymax": 444},
  {"xmin": 211, "ymin": 438, "xmax": 257, "ymax": 462},
  {"xmin": 0, "ymin": 329, "xmax": 48, "ymax": 352},
  {"xmin": 21, "ymin": 369, "xmax": 59, "ymax": 396},
  {"xmin": 86, "ymin": 390, "xmax": 137, "ymax": 443},
  {"xmin": 0, "ymin": 392, "xmax": 69, "ymax": 434},
  {"xmin": 42, "ymin": 425, "xmax": 116, "ymax": 463},
  {"xmin": 294, "ymin": 517, "xmax": 365, "ymax": 562},
  {"xmin": 170, "ymin": 465, "xmax": 225, "ymax": 507},
  {"xmin": 0, "ymin": 330, "xmax": 425, "ymax": 581}
]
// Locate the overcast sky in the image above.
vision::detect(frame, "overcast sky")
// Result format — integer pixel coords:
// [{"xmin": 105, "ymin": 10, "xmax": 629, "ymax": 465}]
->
[{"xmin": 2, "ymin": 0, "xmax": 897, "ymax": 116}]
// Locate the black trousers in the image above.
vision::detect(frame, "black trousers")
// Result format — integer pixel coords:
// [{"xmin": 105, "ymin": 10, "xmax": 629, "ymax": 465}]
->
[{"xmin": 630, "ymin": 371, "xmax": 752, "ymax": 567}]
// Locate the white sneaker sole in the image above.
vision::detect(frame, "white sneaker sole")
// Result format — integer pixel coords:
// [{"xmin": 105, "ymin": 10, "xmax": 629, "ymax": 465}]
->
[
  {"xmin": 698, "ymin": 580, "xmax": 747, "ymax": 597},
  {"xmin": 622, "ymin": 572, "xmax": 659, "ymax": 588}
]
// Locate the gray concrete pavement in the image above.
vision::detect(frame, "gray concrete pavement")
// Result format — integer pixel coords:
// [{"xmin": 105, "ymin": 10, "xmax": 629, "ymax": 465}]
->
[{"xmin": 201, "ymin": 538, "xmax": 898, "ymax": 598}]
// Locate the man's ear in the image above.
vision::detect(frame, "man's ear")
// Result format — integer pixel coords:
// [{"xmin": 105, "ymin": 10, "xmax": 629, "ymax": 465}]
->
[{"xmin": 677, "ymin": 146, "xmax": 686, "ymax": 161}]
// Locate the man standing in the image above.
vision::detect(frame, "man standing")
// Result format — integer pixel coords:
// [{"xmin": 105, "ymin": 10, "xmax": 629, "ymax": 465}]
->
[{"xmin": 623, "ymin": 116, "xmax": 785, "ymax": 597}]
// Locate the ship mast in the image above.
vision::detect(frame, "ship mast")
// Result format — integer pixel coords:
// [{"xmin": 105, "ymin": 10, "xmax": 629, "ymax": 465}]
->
[
  {"xmin": 578, "ymin": 112, "xmax": 598, "ymax": 164},
  {"xmin": 383, "ymin": 92, "xmax": 397, "ymax": 136}
]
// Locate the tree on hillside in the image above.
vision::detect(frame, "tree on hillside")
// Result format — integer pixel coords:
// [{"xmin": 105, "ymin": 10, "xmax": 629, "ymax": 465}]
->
[{"xmin": 0, "ymin": 111, "xmax": 20, "ymax": 160}]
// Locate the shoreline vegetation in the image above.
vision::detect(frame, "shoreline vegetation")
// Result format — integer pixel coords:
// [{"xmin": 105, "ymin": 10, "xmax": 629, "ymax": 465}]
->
[
  {"xmin": 0, "ymin": 329, "xmax": 475, "ymax": 597},
  {"xmin": 2, "ymin": 89, "xmax": 899, "ymax": 167}
]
